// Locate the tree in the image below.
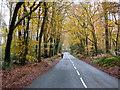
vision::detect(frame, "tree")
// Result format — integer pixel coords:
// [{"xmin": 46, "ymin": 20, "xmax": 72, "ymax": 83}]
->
[
  {"xmin": 38, "ymin": 2, "xmax": 48, "ymax": 62},
  {"xmin": 102, "ymin": 2, "xmax": 109, "ymax": 53},
  {"xmin": 4, "ymin": 2, "xmax": 24, "ymax": 68},
  {"xmin": 4, "ymin": 2, "xmax": 42, "ymax": 68}
]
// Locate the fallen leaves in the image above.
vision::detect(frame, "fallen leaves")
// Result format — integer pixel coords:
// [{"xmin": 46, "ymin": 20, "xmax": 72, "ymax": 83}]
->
[
  {"xmin": 73, "ymin": 55, "xmax": 120, "ymax": 79},
  {"xmin": 2, "ymin": 57, "xmax": 61, "ymax": 88}
]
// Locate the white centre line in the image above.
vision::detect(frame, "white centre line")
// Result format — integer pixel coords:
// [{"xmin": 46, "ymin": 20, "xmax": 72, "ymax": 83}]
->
[
  {"xmin": 74, "ymin": 66, "xmax": 77, "ymax": 69},
  {"xmin": 67, "ymin": 55, "xmax": 88, "ymax": 88},
  {"xmin": 76, "ymin": 70, "xmax": 80, "ymax": 76},
  {"xmin": 80, "ymin": 77, "xmax": 88, "ymax": 88},
  {"xmin": 73, "ymin": 64, "xmax": 75, "ymax": 68}
]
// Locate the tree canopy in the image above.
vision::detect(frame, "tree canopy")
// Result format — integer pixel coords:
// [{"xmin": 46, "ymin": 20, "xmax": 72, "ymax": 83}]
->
[{"xmin": 0, "ymin": 1, "xmax": 119, "ymax": 69}]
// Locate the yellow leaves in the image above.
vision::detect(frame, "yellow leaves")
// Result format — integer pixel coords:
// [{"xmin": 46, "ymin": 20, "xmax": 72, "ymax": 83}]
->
[
  {"xmin": 28, "ymin": 40, "xmax": 39, "ymax": 46},
  {"xmin": 18, "ymin": 25, "xmax": 23, "ymax": 30},
  {"xmin": 28, "ymin": 51, "xmax": 31, "ymax": 54},
  {"xmin": 72, "ymin": 38, "xmax": 80, "ymax": 45},
  {"xmin": 24, "ymin": 2, "xmax": 28, "ymax": 7},
  {"xmin": 15, "ymin": 43, "xmax": 20, "ymax": 47},
  {"xmin": 20, "ymin": 56, "xmax": 22, "ymax": 59},
  {"xmin": 35, "ymin": 41, "xmax": 39, "ymax": 45},
  {"xmin": 26, "ymin": 55, "xmax": 37, "ymax": 61},
  {"xmin": 108, "ymin": 20, "xmax": 115, "ymax": 26},
  {"xmin": 22, "ymin": 25, "xmax": 26, "ymax": 29}
]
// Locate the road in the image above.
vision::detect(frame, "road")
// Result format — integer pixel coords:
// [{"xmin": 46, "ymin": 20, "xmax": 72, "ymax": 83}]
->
[{"xmin": 26, "ymin": 52, "xmax": 118, "ymax": 88}]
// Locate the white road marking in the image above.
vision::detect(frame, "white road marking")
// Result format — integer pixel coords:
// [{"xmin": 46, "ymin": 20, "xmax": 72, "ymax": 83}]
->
[
  {"xmin": 67, "ymin": 55, "xmax": 88, "ymax": 88},
  {"xmin": 74, "ymin": 66, "xmax": 77, "ymax": 69},
  {"xmin": 76, "ymin": 70, "xmax": 80, "ymax": 75},
  {"xmin": 80, "ymin": 77, "xmax": 88, "ymax": 88},
  {"xmin": 72, "ymin": 63, "xmax": 74, "ymax": 66}
]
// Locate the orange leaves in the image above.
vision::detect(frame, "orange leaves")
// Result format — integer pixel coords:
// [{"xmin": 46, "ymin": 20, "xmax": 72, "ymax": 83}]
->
[{"xmin": 2, "ymin": 56, "xmax": 61, "ymax": 88}]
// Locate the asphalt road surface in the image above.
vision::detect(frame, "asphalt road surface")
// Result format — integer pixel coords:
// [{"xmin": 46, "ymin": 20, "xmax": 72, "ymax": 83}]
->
[{"xmin": 26, "ymin": 52, "xmax": 118, "ymax": 88}]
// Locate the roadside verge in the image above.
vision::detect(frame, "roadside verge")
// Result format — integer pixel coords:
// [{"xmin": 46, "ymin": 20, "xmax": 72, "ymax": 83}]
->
[
  {"xmin": 2, "ymin": 56, "xmax": 61, "ymax": 88},
  {"xmin": 72, "ymin": 54, "xmax": 119, "ymax": 79}
]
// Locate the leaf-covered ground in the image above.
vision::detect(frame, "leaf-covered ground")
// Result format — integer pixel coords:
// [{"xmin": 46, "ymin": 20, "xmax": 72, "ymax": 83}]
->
[
  {"xmin": 73, "ymin": 55, "xmax": 120, "ymax": 79},
  {"xmin": 2, "ymin": 57, "xmax": 61, "ymax": 88}
]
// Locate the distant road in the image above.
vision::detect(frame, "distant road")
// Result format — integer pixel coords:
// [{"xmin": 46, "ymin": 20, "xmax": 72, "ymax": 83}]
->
[{"xmin": 26, "ymin": 52, "xmax": 118, "ymax": 88}]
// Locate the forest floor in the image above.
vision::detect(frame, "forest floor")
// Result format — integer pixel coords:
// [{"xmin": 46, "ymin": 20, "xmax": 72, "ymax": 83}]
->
[
  {"xmin": 2, "ymin": 56, "xmax": 61, "ymax": 88},
  {"xmin": 73, "ymin": 55, "xmax": 120, "ymax": 79}
]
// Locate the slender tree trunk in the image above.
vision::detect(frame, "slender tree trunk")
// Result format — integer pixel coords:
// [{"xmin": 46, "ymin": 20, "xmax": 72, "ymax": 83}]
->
[
  {"xmin": 18, "ymin": 8, "xmax": 22, "ymax": 63},
  {"xmin": 4, "ymin": 2, "xmax": 40, "ymax": 68},
  {"xmin": 115, "ymin": 7, "xmax": 120, "ymax": 55},
  {"xmin": 116, "ymin": 22, "xmax": 120, "ymax": 55},
  {"xmin": 109, "ymin": 29, "xmax": 112, "ymax": 49},
  {"xmin": 49, "ymin": 37, "xmax": 53, "ymax": 57},
  {"xmin": 90, "ymin": 32, "xmax": 94, "ymax": 57},
  {"xmin": 54, "ymin": 38, "xmax": 60, "ymax": 55},
  {"xmin": 102, "ymin": 2, "xmax": 109, "ymax": 53},
  {"xmin": 105, "ymin": 13, "xmax": 109, "ymax": 53},
  {"xmin": 58, "ymin": 42, "xmax": 62, "ymax": 53},
  {"xmin": 49, "ymin": 2, "xmax": 55, "ymax": 57},
  {"xmin": 22, "ymin": 4, "xmax": 26, "ymax": 66},
  {"xmin": 22, "ymin": 3, "xmax": 33, "ymax": 65},
  {"xmin": 4, "ymin": 2, "xmax": 24, "ymax": 68},
  {"xmin": 86, "ymin": 35, "xmax": 89, "ymax": 56},
  {"xmin": 80, "ymin": 39, "xmax": 84, "ymax": 54},
  {"xmin": 35, "ymin": 6, "xmax": 40, "ymax": 56},
  {"xmin": 35, "ymin": 29, "xmax": 39, "ymax": 56},
  {"xmin": 44, "ymin": 25, "xmax": 48, "ymax": 58},
  {"xmin": 25, "ymin": 16, "xmax": 30, "ymax": 55},
  {"xmin": 92, "ymin": 32, "xmax": 97, "ymax": 56},
  {"xmin": 43, "ymin": 7, "xmax": 48, "ymax": 58},
  {"xmin": 38, "ymin": 2, "xmax": 48, "ymax": 62},
  {"xmin": 53, "ymin": 38, "xmax": 56, "ymax": 55}
]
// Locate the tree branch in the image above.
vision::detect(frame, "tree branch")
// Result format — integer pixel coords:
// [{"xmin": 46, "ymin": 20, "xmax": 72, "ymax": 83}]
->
[{"xmin": 14, "ymin": 2, "xmax": 42, "ymax": 30}]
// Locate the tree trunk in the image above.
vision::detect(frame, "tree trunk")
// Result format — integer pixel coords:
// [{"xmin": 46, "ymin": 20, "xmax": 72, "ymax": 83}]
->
[
  {"xmin": 4, "ymin": 2, "xmax": 24, "ymax": 68},
  {"xmin": 35, "ymin": 6, "xmax": 40, "ymax": 56},
  {"xmin": 18, "ymin": 9, "xmax": 22, "ymax": 63},
  {"xmin": 49, "ymin": 37, "xmax": 53, "ymax": 57},
  {"xmin": 22, "ymin": 4, "xmax": 26, "ymax": 66},
  {"xmin": 38, "ymin": 2, "xmax": 48, "ymax": 62},
  {"xmin": 49, "ymin": 2, "xmax": 55, "ymax": 57},
  {"xmin": 44, "ymin": 25, "xmax": 48, "ymax": 58},
  {"xmin": 86, "ymin": 35, "xmax": 89, "ymax": 56},
  {"xmin": 105, "ymin": 12, "xmax": 109, "ymax": 53},
  {"xmin": 115, "ymin": 22, "xmax": 120, "ymax": 55},
  {"xmin": 115, "ymin": 6, "xmax": 120, "ymax": 55},
  {"xmin": 4, "ymin": 2, "xmax": 40, "ymax": 68},
  {"xmin": 54, "ymin": 38, "xmax": 60, "ymax": 55},
  {"xmin": 92, "ymin": 32, "xmax": 97, "ymax": 56},
  {"xmin": 25, "ymin": 16, "xmax": 30, "ymax": 56},
  {"xmin": 102, "ymin": 2, "xmax": 109, "ymax": 53}
]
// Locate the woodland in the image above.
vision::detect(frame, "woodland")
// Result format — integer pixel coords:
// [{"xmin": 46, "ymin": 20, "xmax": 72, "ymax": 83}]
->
[{"xmin": 0, "ymin": 1, "xmax": 119, "ymax": 71}]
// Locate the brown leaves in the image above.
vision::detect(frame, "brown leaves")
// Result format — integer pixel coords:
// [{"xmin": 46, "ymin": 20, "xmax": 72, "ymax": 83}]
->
[
  {"xmin": 2, "ymin": 57, "xmax": 61, "ymax": 88},
  {"xmin": 74, "ymin": 55, "xmax": 120, "ymax": 79}
]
